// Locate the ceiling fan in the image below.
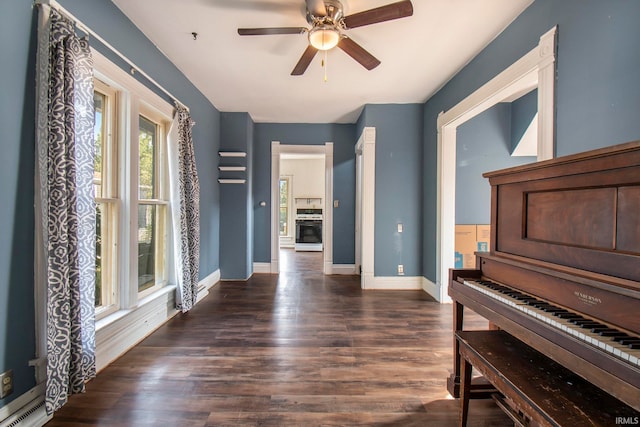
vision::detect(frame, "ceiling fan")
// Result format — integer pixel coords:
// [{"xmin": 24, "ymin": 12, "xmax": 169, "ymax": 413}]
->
[{"xmin": 237, "ymin": 0, "xmax": 413, "ymax": 75}]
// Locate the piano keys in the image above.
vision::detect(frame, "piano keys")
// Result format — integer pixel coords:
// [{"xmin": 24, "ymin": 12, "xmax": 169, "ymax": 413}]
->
[{"xmin": 461, "ymin": 278, "xmax": 640, "ymax": 367}]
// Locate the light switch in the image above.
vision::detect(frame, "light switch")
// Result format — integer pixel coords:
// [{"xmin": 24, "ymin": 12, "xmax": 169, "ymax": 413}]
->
[
  {"xmin": 334, "ymin": 200, "xmax": 339, "ymax": 208},
  {"xmin": 397, "ymin": 223, "xmax": 403, "ymax": 233}
]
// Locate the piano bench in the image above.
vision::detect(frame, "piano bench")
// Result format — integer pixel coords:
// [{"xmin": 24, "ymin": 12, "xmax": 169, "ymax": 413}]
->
[{"xmin": 456, "ymin": 330, "xmax": 638, "ymax": 427}]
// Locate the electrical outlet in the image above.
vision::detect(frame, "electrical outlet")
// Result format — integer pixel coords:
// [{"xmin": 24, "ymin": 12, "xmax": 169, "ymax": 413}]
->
[
  {"xmin": 0, "ymin": 369, "xmax": 13, "ymax": 399},
  {"xmin": 397, "ymin": 264, "xmax": 404, "ymax": 275}
]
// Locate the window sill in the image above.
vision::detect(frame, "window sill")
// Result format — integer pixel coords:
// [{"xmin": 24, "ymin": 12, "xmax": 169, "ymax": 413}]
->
[{"xmin": 96, "ymin": 284, "xmax": 176, "ymax": 332}]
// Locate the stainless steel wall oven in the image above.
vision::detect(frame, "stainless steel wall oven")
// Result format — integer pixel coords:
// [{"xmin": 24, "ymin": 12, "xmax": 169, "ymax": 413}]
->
[{"xmin": 295, "ymin": 208, "xmax": 323, "ymax": 251}]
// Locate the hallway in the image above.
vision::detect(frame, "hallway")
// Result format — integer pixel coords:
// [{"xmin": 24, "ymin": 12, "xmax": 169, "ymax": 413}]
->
[{"xmin": 47, "ymin": 262, "xmax": 508, "ymax": 426}]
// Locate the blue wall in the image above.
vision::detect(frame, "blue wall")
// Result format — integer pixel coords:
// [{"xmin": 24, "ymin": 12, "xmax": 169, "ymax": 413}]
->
[
  {"xmin": 422, "ymin": 0, "xmax": 640, "ymax": 282},
  {"xmin": 456, "ymin": 104, "xmax": 535, "ymax": 225},
  {"xmin": 0, "ymin": 0, "xmax": 220, "ymax": 407},
  {"xmin": 358, "ymin": 104, "xmax": 424, "ymax": 277},
  {"xmin": 0, "ymin": 0, "xmax": 37, "ymax": 410},
  {"xmin": 510, "ymin": 90, "xmax": 537, "ymax": 153},
  {"xmin": 220, "ymin": 112, "xmax": 254, "ymax": 279},
  {"xmin": 252, "ymin": 123, "xmax": 357, "ymax": 265}
]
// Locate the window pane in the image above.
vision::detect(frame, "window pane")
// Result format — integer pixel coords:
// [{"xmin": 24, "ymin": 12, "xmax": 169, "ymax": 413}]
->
[
  {"xmin": 94, "ymin": 92, "xmax": 106, "ymax": 198},
  {"xmin": 139, "ymin": 115, "xmax": 157, "ymax": 200},
  {"xmin": 95, "ymin": 201, "xmax": 116, "ymax": 309},
  {"xmin": 95, "ymin": 202, "xmax": 104, "ymax": 306},
  {"xmin": 279, "ymin": 178, "xmax": 289, "ymax": 236},
  {"xmin": 279, "ymin": 179, "xmax": 288, "ymax": 206},
  {"xmin": 138, "ymin": 204, "xmax": 157, "ymax": 292},
  {"xmin": 279, "ymin": 207, "xmax": 288, "ymax": 235}
]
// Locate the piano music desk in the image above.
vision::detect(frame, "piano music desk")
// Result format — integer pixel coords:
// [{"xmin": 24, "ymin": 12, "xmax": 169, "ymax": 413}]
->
[{"xmin": 457, "ymin": 330, "xmax": 638, "ymax": 427}]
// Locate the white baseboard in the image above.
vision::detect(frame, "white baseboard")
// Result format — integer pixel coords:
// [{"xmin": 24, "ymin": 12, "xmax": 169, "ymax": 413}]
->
[
  {"xmin": 252, "ymin": 262, "xmax": 272, "ymax": 274},
  {"xmin": 363, "ymin": 275, "xmax": 424, "ymax": 290},
  {"xmin": 0, "ymin": 384, "xmax": 49, "ymax": 427},
  {"xmin": 332, "ymin": 264, "xmax": 357, "ymax": 275},
  {"xmin": 196, "ymin": 269, "xmax": 220, "ymax": 303},
  {"xmin": 421, "ymin": 277, "xmax": 441, "ymax": 301}
]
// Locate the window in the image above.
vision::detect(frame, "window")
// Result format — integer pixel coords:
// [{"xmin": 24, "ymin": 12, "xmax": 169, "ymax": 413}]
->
[
  {"xmin": 92, "ymin": 50, "xmax": 173, "ymax": 320},
  {"xmin": 137, "ymin": 111, "xmax": 168, "ymax": 297},
  {"xmin": 279, "ymin": 177, "xmax": 290, "ymax": 236},
  {"xmin": 94, "ymin": 80, "xmax": 118, "ymax": 316}
]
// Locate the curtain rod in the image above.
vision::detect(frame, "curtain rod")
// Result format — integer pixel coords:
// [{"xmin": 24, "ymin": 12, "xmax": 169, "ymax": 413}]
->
[{"xmin": 35, "ymin": 0, "xmax": 190, "ymax": 112}]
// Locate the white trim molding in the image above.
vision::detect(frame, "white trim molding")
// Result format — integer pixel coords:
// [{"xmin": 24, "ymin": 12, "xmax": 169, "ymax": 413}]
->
[
  {"xmin": 332, "ymin": 264, "xmax": 357, "ymax": 275},
  {"xmin": 270, "ymin": 142, "xmax": 334, "ymax": 275},
  {"xmin": 196, "ymin": 268, "xmax": 220, "ymax": 303},
  {"xmin": 421, "ymin": 277, "xmax": 439, "ymax": 298},
  {"xmin": 253, "ymin": 262, "xmax": 273, "ymax": 274},
  {"xmin": 0, "ymin": 384, "xmax": 49, "ymax": 427},
  {"xmin": 363, "ymin": 276, "xmax": 424, "ymax": 290},
  {"xmin": 434, "ymin": 26, "xmax": 557, "ymax": 303},
  {"xmin": 355, "ymin": 127, "xmax": 376, "ymax": 289}
]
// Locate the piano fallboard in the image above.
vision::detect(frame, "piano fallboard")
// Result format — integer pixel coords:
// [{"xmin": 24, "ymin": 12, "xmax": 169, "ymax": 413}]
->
[{"xmin": 477, "ymin": 252, "xmax": 640, "ymax": 337}]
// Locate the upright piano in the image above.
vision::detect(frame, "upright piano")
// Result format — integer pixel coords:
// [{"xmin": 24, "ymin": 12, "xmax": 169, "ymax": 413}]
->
[{"xmin": 447, "ymin": 141, "xmax": 640, "ymax": 413}]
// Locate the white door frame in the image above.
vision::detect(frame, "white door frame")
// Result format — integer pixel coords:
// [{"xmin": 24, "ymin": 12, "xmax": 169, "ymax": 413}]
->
[
  {"xmin": 434, "ymin": 26, "xmax": 557, "ymax": 303},
  {"xmin": 271, "ymin": 142, "xmax": 334, "ymax": 274},
  {"xmin": 355, "ymin": 127, "xmax": 376, "ymax": 288}
]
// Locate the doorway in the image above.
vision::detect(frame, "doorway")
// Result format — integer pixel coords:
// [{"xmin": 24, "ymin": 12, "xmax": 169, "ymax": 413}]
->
[
  {"xmin": 434, "ymin": 26, "xmax": 557, "ymax": 302},
  {"xmin": 270, "ymin": 142, "xmax": 334, "ymax": 274}
]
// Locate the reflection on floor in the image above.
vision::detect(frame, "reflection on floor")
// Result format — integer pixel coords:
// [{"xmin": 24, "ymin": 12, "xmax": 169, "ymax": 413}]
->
[{"xmin": 279, "ymin": 248, "xmax": 323, "ymax": 273}]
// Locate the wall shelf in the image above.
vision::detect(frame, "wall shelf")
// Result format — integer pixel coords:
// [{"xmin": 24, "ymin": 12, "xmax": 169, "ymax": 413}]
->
[
  {"xmin": 218, "ymin": 179, "xmax": 246, "ymax": 184},
  {"xmin": 219, "ymin": 151, "xmax": 247, "ymax": 158},
  {"xmin": 218, "ymin": 166, "xmax": 246, "ymax": 172}
]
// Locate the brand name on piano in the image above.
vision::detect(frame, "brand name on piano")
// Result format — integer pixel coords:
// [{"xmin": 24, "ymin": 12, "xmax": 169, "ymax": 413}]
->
[{"xmin": 574, "ymin": 291, "xmax": 602, "ymax": 306}]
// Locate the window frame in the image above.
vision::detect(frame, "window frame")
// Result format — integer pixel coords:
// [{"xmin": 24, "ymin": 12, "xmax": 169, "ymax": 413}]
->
[
  {"xmin": 136, "ymin": 106, "xmax": 170, "ymax": 299},
  {"xmin": 93, "ymin": 79, "xmax": 120, "ymax": 319},
  {"xmin": 92, "ymin": 48, "xmax": 174, "ymax": 316}
]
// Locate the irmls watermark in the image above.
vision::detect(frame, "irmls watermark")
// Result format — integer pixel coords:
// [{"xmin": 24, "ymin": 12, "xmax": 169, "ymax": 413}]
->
[{"xmin": 616, "ymin": 416, "xmax": 639, "ymax": 425}]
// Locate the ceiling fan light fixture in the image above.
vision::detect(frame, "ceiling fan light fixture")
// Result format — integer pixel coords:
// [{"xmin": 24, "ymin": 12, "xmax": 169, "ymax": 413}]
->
[{"xmin": 308, "ymin": 25, "xmax": 340, "ymax": 50}]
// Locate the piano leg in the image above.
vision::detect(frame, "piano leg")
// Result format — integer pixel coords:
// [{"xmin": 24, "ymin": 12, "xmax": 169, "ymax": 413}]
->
[
  {"xmin": 459, "ymin": 358, "xmax": 472, "ymax": 427},
  {"xmin": 447, "ymin": 301, "xmax": 465, "ymax": 398}
]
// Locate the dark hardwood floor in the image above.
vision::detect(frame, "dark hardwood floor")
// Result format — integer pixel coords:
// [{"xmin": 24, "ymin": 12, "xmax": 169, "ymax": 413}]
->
[{"xmin": 47, "ymin": 250, "xmax": 510, "ymax": 426}]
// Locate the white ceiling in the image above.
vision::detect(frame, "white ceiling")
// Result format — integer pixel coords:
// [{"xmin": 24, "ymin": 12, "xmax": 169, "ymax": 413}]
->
[{"xmin": 111, "ymin": 0, "xmax": 533, "ymax": 123}]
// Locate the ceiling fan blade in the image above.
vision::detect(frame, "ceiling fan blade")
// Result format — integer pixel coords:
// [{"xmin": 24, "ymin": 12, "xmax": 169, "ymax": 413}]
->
[
  {"xmin": 337, "ymin": 36, "xmax": 381, "ymax": 70},
  {"xmin": 238, "ymin": 27, "xmax": 307, "ymax": 36},
  {"xmin": 343, "ymin": 0, "xmax": 413, "ymax": 29},
  {"xmin": 305, "ymin": 0, "xmax": 327, "ymax": 17},
  {"xmin": 291, "ymin": 45, "xmax": 319, "ymax": 75}
]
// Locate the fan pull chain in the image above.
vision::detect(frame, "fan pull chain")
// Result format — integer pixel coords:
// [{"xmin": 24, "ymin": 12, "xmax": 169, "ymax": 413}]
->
[{"xmin": 322, "ymin": 50, "xmax": 328, "ymax": 82}]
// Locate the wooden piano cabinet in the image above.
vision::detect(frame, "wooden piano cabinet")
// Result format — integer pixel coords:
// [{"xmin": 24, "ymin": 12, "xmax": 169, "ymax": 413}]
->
[
  {"xmin": 447, "ymin": 141, "xmax": 640, "ymax": 416},
  {"xmin": 456, "ymin": 330, "xmax": 639, "ymax": 427}
]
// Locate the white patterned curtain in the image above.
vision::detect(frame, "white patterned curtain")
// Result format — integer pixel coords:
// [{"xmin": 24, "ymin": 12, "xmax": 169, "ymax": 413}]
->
[
  {"xmin": 35, "ymin": 6, "xmax": 96, "ymax": 415},
  {"xmin": 168, "ymin": 104, "xmax": 200, "ymax": 312}
]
